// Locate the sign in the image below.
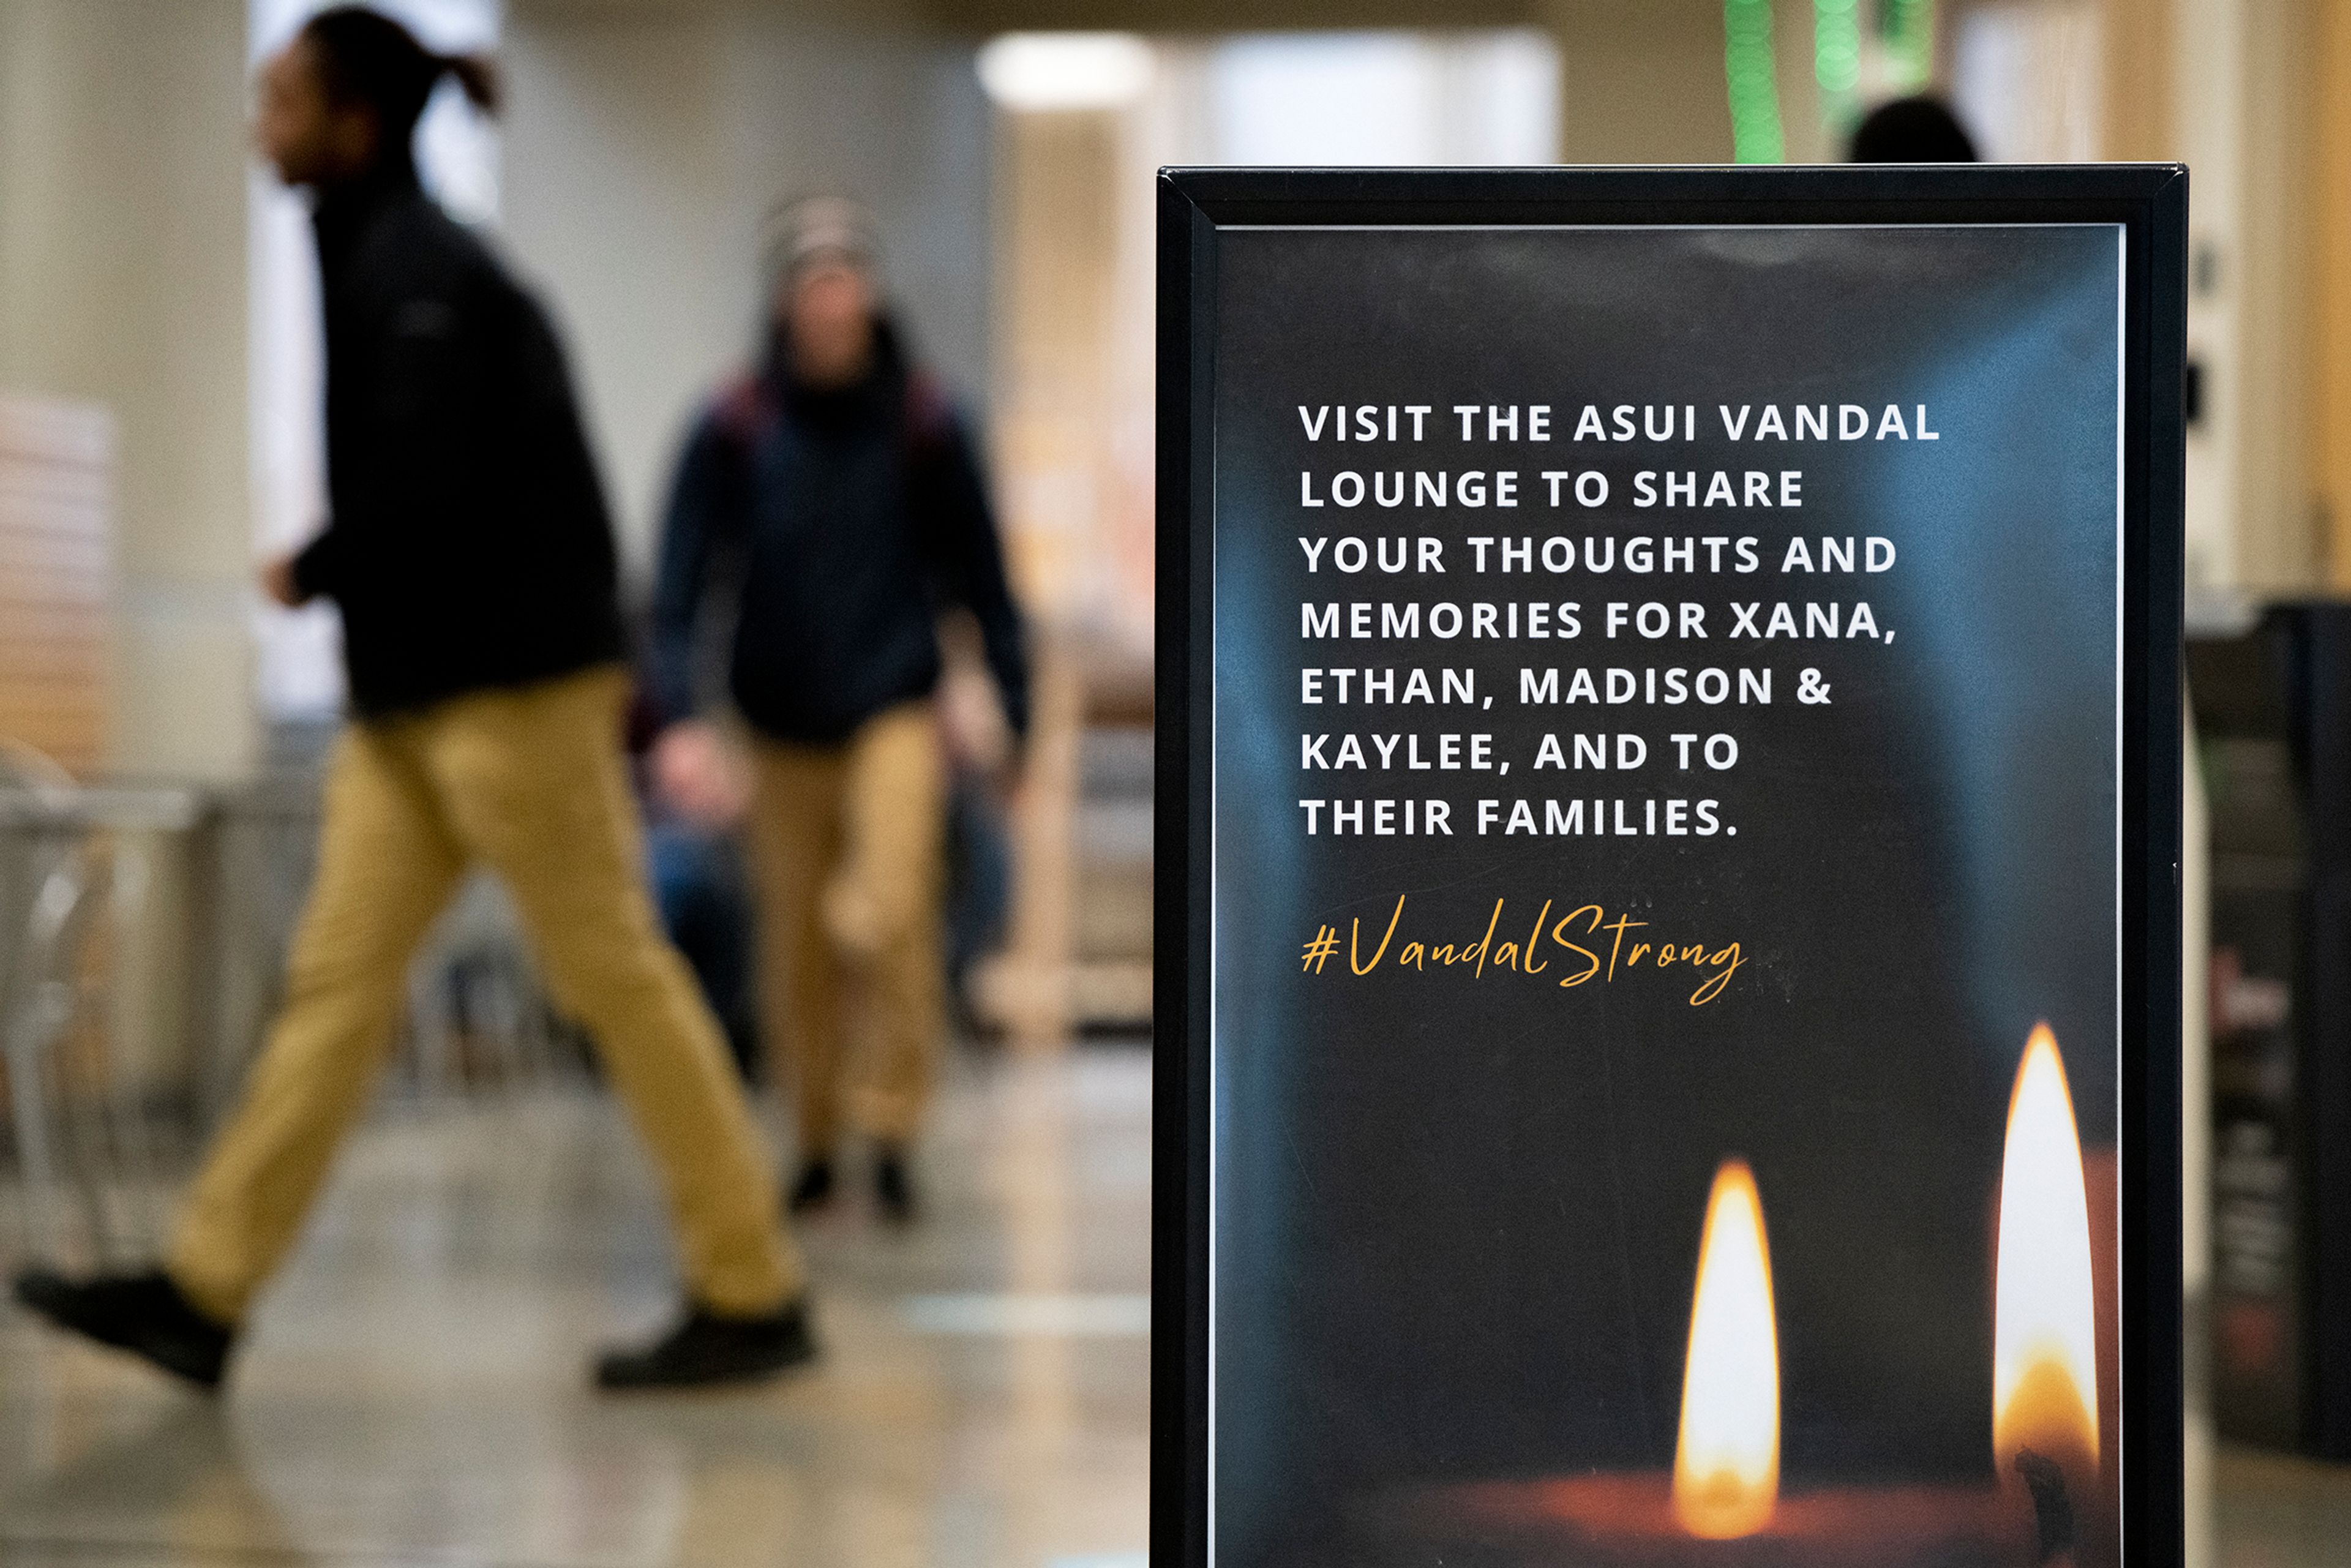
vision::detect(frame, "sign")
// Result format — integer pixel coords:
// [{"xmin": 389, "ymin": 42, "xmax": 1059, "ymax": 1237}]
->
[{"xmin": 1154, "ymin": 168, "xmax": 2186, "ymax": 1568}]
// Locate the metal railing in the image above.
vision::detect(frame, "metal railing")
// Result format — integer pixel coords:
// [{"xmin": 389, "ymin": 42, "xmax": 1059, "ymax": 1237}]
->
[
  {"xmin": 0, "ymin": 750, "xmax": 572, "ymax": 1272},
  {"xmin": 0, "ymin": 749, "xmax": 204, "ymax": 1267}
]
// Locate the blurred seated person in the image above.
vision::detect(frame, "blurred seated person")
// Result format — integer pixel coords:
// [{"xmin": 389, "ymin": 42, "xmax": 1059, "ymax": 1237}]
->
[
  {"xmin": 647, "ymin": 198, "xmax": 1029, "ymax": 1225},
  {"xmin": 630, "ymin": 688, "xmax": 761, "ymax": 1082},
  {"xmin": 936, "ymin": 611, "xmax": 1018, "ymax": 1032}
]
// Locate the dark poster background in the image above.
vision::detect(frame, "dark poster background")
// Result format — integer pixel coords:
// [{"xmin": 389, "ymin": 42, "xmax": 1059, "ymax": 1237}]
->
[{"xmin": 1206, "ymin": 225, "xmax": 2123, "ymax": 1563}]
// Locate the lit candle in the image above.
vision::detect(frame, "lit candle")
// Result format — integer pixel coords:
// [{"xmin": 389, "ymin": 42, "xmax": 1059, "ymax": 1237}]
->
[
  {"xmin": 1387, "ymin": 1027, "xmax": 2117, "ymax": 1567},
  {"xmin": 1671, "ymin": 1160, "xmax": 1780, "ymax": 1539},
  {"xmin": 1392, "ymin": 1158, "xmax": 2012, "ymax": 1566},
  {"xmin": 1992, "ymin": 1024, "xmax": 2107, "ymax": 1567}
]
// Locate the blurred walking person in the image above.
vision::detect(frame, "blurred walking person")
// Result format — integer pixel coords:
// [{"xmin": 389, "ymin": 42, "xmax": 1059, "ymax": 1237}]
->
[
  {"xmin": 648, "ymin": 200, "xmax": 1028, "ymax": 1224},
  {"xmin": 13, "ymin": 7, "xmax": 813, "ymax": 1392}
]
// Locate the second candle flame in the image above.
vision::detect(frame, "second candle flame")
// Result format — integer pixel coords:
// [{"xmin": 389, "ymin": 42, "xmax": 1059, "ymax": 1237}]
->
[
  {"xmin": 1992, "ymin": 1023, "xmax": 2101, "ymax": 1479},
  {"xmin": 1673, "ymin": 1158, "xmax": 1780, "ymax": 1539}
]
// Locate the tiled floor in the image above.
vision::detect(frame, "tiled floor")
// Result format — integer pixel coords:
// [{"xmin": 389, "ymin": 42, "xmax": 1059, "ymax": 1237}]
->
[
  {"xmin": 4, "ymin": 1043, "xmax": 2349, "ymax": 1567},
  {"xmin": 0, "ymin": 1048, "xmax": 1152, "ymax": 1568}
]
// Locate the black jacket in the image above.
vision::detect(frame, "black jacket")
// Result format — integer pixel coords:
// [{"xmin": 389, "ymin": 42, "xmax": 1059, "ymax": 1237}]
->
[
  {"xmin": 292, "ymin": 165, "xmax": 625, "ymax": 715},
  {"xmin": 648, "ymin": 326, "xmax": 1029, "ymax": 745}
]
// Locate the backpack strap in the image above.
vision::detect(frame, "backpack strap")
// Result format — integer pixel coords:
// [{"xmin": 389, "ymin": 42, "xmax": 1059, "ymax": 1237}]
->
[
  {"xmin": 903, "ymin": 368, "xmax": 956, "ymax": 468},
  {"xmin": 710, "ymin": 364, "xmax": 953, "ymax": 484},
  {"xmin": 711, "ymin": 371, "xmax": 776, "ymax": 459}
]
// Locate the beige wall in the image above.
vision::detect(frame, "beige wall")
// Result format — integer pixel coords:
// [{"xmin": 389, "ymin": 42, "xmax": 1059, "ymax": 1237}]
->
[
  {"xmin": 2228, "ymin": 0, "xmax": 2317, "ymax": 593},
  {"xmin": 0, "ymin": 0, "xmax": 255, "ymax": 780},
  {"xmin": 2107, "ymin": 0, "xmax": 2326, "ymax": 599},
  {"xmin": 1543, "ymin": 0, "xmax": 1734, "ymax": 162},
  {"xmin": 501, "ymin": 1, "xmax": 996, "ymax": 582},
  {"xmin": 2101, "ymin": 0, "xmax": 2172, "ymax": 162},
  {"xmin": 2315, "ymin": 0, "xmax": 2351, "ymax": 590}
]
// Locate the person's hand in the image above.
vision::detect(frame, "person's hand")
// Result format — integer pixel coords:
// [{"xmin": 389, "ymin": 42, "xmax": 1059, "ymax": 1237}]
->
[
  {"xmin": 260, "ymin": 553, "xmax": 306, "ymax": 609},
  {"xmin": 937, "ymin": 665, "xmax": 1013, "ymax": 776},
  {"xmin": 652, "ymin": 719, "xmax": 751, "ymax": 831}
]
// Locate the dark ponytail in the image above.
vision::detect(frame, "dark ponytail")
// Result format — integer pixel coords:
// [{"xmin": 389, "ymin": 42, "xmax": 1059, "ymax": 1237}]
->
[{"xmin": 302, "ymin": 6, "xmax": 500, "ymax": 157}]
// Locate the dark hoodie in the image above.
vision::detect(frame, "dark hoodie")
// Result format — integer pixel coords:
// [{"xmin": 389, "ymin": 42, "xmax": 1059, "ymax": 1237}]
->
[
  {"xmin": 292, "ymin": 161, "xmax": 626, "ymax": 715},
  {"xmin": 647, "ymin": 323, "xmax": 1029, "ymax": 746}
]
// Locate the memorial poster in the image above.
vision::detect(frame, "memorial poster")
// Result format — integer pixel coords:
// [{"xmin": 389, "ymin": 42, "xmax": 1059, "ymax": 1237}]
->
[{"xmin": 1158, "ymin": 170, "xmax": 2186, "ymax": 1568}]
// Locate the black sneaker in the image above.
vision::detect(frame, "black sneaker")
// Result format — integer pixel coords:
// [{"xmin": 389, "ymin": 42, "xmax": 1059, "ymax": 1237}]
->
[
  {"xmin": 874, "ymin": 1144, "xmax": 917, "ymax": 1225},
  {"xmin": 13, "ymin": 1269, "xmax": 234, "ymax": 1390},
  {"xmin": 594, "ymin": 1299, "xmax": 818, "ymax": 1390},
  {"xmin": 786, "ymin": 1158, "xmax": 834, "ymax": 1214}
]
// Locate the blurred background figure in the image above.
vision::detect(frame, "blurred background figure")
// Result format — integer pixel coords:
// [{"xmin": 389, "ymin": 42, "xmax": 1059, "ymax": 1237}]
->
[
  {"xmin": 647, "ymin": 198, "xmax": 1028, "ymax": 1226},
  {"xmin": 631, "ymin": 678, "xmax": 763, "ymax": 1083},
  {"xmin": 10, "ymin": 6, "xmax": 813, "ymax": 1394},
  {"xmin": 1847, "ymin": 94, "xmax": 1980, "ymax": 161},
  {"xmin": 937, "ymin": 609, "xmax": 1021, "ymax": 1032}
]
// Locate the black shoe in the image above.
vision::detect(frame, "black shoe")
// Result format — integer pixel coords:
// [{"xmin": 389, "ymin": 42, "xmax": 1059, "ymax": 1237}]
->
[
  {"xmin": 786, "ymin": 1158, "xmax": 834, "ymax": 1214},
  {"xmin": 12, "ymin": 1269, "xmax": 233, "ymax": 1390},
  {"xmin": 874, "ymin": 1145, "xmax": 917, "ymax": 1225},
  {"xmin": 594, "ymin": 1299, "xmax": 818, "ymax": 1390}
]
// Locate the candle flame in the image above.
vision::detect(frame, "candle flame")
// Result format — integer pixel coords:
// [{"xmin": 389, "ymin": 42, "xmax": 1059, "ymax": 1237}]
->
[
  {"xmin": 1673, "ymin": 1159, "xmax": 1780, "ymax": 1539},
  {"xmin": 1992, "ymin": 1024, "xmax": 2101, "ymax": 1476}
]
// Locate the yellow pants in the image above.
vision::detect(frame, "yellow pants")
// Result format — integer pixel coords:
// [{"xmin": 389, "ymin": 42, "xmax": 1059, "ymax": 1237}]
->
[
  {"xmin": 747, "ymin": 702, "xmax": 947, "ymax": 1158},
  {"xmin": 170, "ymin": 666, "xmax": 801, "ymax": 1324}
]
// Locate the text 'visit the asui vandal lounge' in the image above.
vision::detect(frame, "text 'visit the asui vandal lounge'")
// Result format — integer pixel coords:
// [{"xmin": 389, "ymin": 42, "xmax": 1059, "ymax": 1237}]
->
[
  {"xmin": 1177, "ymin": 200, "xmax": 2173, "ymax": 1568},
  {"xmin": 1294, "ymin": 396, "xmax": 1930, "ymax": 1010}
]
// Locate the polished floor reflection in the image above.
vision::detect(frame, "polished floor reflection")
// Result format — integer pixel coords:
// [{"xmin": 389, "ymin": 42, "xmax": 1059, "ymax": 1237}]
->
[
  {"xmin": 0, "ymin": 1048, "xmax": 1150, "ymax": 1568},
  {"xmin": 9, "ymin": 1041, "xmax": 2351, "ymax": 1567}
]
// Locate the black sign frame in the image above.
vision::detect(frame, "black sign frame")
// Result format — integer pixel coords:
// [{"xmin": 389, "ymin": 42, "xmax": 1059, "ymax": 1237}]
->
[{"xmin": 1154, "ymin": 165, "xmax": 2187, "ymax": 1568}]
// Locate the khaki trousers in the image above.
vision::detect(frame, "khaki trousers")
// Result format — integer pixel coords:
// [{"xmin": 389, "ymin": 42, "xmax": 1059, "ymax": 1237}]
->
[
  {"xmin": 748, "ymin": 702, "xmax": 946, "ymax": 1157},
  {"xmin": 170, "ymin": 666, "xmax": 801, "ymax": 1324}
]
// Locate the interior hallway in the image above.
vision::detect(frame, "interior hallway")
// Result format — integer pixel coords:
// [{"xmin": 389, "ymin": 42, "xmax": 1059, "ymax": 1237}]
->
[{"xmin": 0, "ymin": 1048, "xmax": 1151, "ymax": 1568}]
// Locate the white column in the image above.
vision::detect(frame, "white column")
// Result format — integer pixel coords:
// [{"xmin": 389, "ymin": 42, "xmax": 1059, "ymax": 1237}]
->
[{"xmin": 0, "ymin": 0, "xmax": 257, "ymax": 779}]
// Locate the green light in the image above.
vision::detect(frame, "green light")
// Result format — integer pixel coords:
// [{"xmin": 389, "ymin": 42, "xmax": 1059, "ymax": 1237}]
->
[
  {"xmin": 1723, "ymin": 0, "xmax": 1785, "ymax": 164},
  {"xmin": 1882, "ymin": 0, "xmax": 1935, "ymax": 90},
  {"xmin": 1813, "ymin": 0, "xmax": 1860, "ymax": 95}
]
